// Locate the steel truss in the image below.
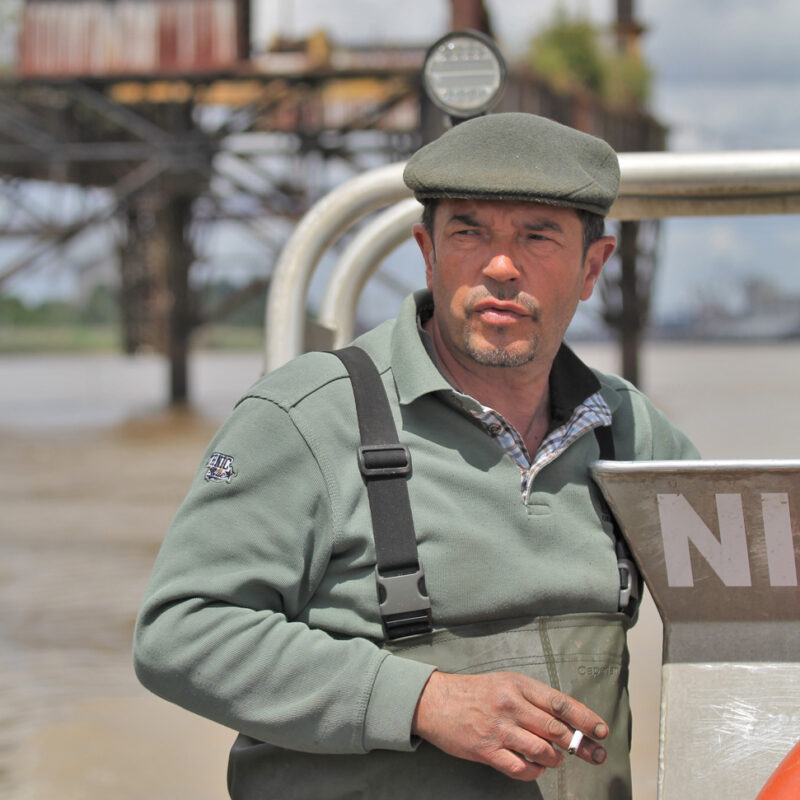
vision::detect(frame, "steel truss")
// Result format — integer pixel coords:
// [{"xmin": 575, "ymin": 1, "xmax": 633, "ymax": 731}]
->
[{"xmin": 0, "ymin": 61, "xmax": 666, "ymax": 401}]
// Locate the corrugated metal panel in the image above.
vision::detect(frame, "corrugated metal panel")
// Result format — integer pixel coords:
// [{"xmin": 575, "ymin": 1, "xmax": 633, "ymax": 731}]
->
[{"xmin": 18, "ymin": 0, "xmax": 242, "ymax": 77}]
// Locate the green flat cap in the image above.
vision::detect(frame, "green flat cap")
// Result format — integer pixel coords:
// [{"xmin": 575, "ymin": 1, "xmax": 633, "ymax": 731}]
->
[{"xmin": 403, "ymin": 112, "xmax": 619, "ymax": 216}]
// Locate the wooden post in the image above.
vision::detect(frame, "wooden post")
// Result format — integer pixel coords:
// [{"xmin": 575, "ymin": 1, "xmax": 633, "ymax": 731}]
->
[{"xmin": 163, "ymin": 193, "xmax": 195, "ymax": 405}]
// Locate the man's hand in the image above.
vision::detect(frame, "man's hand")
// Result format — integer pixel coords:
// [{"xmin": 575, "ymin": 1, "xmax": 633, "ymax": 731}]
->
[{"xmin": 411, "ymin": 670, "xmax": 609, "ymax": 782}]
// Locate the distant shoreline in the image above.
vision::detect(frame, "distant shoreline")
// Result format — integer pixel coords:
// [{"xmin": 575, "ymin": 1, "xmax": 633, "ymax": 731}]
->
[{"xmin": 0, "ymin": 323, "xmax": 266, "ymax": 354}]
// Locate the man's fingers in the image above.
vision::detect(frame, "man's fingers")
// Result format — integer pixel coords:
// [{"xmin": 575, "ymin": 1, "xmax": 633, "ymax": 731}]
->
[
  {"xmin": 493, "ymin": 750, "xmax": 547, "ymax": 782},
  {"xmin": 507, "ymin": 730, "xmax": 564, "ymax": 770},
  {"xmin": 520, "ymin": 681, "xmax": 608, "ymax": 738},
  {"xmin": 569, "ymin": 731, "xmax": 608, "ymax": 765},
  {"xmin": 512, "ymin": 680, "xmax": 610, "ymax": 765},
  {"xmin": 412, "ymin": 671, "xmax": 611, "ymax": 778},
  {"xmin": 547, "ymin": 687, "xmax": 609, "ymax": 740}
]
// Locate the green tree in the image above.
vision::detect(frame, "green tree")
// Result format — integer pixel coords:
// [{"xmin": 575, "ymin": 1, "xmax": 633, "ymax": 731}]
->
[
  {"xmin": 526, "ymin": 8, "xmax": 652, "ymax": 108},
  {"xmin": 0, "ymin": 295, "xmax": 31, "ymax": 324},
  {"xmin": 527, "ymin": 10, "xmax": 605, "ymax": 94}
]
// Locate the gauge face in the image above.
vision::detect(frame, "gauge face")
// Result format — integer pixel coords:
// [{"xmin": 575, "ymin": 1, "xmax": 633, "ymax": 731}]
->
[{"xmin": 423, "ymin": 31, "xmax": 506, "ymax": 118}]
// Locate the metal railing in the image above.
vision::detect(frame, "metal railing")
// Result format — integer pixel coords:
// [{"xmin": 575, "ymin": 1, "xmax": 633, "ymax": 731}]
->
[{"xmin": 264, "ymin": 150, "xmax": 800, "ymax": 373}]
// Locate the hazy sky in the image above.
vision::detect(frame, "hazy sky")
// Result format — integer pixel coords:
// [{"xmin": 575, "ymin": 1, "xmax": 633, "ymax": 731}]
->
[{"xmin": 254, "ymin": 0, "xmax": 800, "ymax": 321}]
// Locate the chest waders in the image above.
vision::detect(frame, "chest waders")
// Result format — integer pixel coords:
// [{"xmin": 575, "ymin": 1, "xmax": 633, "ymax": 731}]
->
[{"xmin": 227, "ymin": 347, "xmax": 638, "ymax": 800}]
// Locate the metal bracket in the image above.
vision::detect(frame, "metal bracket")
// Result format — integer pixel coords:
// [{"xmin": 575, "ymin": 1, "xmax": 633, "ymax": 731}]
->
[{"xmin": 618, "ymin": 557, "xmax": 639, "ymax": 611}]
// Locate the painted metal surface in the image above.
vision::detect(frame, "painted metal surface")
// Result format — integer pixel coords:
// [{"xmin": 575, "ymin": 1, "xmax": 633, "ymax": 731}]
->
[
  {"xmin": 591, "ymin": 460, "xmax": 800, "ymax": 800},
  {"xmin": 18, "ymin": 0, "xmax": 242, "ymax": 77}
]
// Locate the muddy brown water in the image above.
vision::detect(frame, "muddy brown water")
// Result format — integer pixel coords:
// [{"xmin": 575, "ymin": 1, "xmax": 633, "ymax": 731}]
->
[{"xmin": 1, "ymin": 344, "xmax": 798, "ymax": 799}]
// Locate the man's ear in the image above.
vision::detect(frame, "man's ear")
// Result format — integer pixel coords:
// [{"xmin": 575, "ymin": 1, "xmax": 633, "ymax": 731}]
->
[
  {"xmin": 412, "ymin": 223, "xmax": 435, "ymax": 289},
  {"xmin": 580, "ymin": 235, "xmax": 616, "ymax": 301}
]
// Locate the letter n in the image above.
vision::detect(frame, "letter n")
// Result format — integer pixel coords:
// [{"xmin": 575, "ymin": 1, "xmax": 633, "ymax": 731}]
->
[{"xmin": 656, "ymin": 493, "xmax": 752, "ymax": 587}]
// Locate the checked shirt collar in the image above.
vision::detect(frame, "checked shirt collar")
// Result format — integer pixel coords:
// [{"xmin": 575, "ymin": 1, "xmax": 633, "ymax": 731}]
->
[{"xmin": 468, "ymin": 386, "xmax": 611, "ymax": 501}]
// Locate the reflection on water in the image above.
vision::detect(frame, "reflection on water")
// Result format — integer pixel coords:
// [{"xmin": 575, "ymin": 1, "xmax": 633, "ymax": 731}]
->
[
  {"xmin": 1, "ymin": 344, "xmax": 799, "ymax": 798},
  {"xmin": 0, "ymin": 540, "xmax": 143, "ymax": 791}
]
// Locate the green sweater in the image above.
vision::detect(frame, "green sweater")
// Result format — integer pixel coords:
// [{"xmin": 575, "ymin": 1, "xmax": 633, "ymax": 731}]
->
[{"xmin": 134, "ymin": 291, "xmax": 698, "ymax": 755}]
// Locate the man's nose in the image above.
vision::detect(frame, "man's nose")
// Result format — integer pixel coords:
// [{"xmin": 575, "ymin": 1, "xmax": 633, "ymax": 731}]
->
[{"xmin": 482, "ymin": 253, "xmax": 521, "ymax": 282}]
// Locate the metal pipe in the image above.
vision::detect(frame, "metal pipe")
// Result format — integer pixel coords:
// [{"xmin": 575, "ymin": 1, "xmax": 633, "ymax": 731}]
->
[
  {"xmin": 611, "ymin": 194, "xmax": 800, "ymax": 219},
  {"xmin": 264, "ymin": 164, "xmax": 410, "ymax": 372},
  {"xmin": 264, "ymin": 162, "xmax": 411, "ymax": 372},
  {"xmin": 317, "ymin": 197, "xmax": 422, "ymax": 349},
  {"xmin": 612, "ymin": 150, "xmax": 800, "ymax": 219},
  {"xmin": 265, "ymin": 150, "xmax": 800, "ymax": 371},
  {"xmin": 617, "ymin": 150, "xmax": 800, "ymax": 195}
]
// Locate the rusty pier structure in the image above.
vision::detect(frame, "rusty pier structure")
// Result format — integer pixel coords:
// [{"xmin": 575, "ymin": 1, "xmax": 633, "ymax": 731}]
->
[{"xmin": 0, "ymin": 0, "xmax": 664, "ymax": 402}]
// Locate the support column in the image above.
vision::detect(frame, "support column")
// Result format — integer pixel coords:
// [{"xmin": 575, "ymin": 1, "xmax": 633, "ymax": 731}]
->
[
  {"xmin": 118, "ymin": 186, "xmax": 196, "ymax": 405},
  {"xmin": 163, "ymin": 193, "xmax": 195, "ymax": 405},
  {"xmin": 618, "ymin": 220, "xmax": 641, "ymax": 386}
]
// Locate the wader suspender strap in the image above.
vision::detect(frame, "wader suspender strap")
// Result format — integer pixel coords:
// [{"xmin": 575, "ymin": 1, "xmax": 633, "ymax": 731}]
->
[
  {"xmin": 594, "ymin": 424, "xmax": 641, "ymax": 617},
  {"xmin": 331, "ymin": 346, "xmax": 433, "ymax": 640}
]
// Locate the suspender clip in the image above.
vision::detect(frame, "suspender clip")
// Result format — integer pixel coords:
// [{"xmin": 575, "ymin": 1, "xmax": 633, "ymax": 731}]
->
[
  {"xmin": 358, "ymin": 444, "xmax": 411, "ymax": 478},
  {"xmin": 376, "ymin": 567, "xmax": 432, "ymax": 639}
]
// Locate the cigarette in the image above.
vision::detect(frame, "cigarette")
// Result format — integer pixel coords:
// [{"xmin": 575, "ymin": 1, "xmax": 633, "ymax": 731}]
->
[{"xmin": 568, "ymin": 730, "xmax": 584, "ymax": 755}]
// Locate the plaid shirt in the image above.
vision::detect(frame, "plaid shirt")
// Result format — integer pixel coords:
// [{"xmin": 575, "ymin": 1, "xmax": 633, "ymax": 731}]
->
[{"xmin": 466, "ymin": 391, "xmax": 612, "ymax": 503}]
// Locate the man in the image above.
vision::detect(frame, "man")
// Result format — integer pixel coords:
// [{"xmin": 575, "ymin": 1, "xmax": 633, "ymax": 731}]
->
[{"xmin": 134, "ymin": 113, "xmax": 698, "ymax": 799}]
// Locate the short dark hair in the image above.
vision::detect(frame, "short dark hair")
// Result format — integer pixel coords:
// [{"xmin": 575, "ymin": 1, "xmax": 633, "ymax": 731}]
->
[
  {"xmin": 575, "ymin": 209, "xmax": 606, "ymax": 253},
  {"xmin": 420, "ymin": 199, "xmax": 605, "ymax": 255},
  {"xmin": 421, "ymin": 199, "xmax": 438, "ymax": 241}
]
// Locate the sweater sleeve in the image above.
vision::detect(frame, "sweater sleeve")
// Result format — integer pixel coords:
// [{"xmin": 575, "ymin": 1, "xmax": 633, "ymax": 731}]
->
[{"xmin": 133, "ymin": 396, "xmax": 434, "ymax": 754}]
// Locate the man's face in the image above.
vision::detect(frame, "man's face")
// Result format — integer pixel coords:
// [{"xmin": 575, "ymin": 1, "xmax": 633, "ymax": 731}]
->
[{"xmin": 413, "ymin": 198, "xmax": 615, "ymax": 373}]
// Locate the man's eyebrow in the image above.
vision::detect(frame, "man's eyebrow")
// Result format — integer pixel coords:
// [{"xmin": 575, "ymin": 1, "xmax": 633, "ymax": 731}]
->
[
  {"xmin": 445, "ymin": 212, "xmax": 482, "ymax": 227},
  {"xmin": 522, "ymin": 219, "xmax": 563, "ymax": 233},
  {"xmin": 443, "ymin": 213, "xmax": 565, "ymax": 233}
]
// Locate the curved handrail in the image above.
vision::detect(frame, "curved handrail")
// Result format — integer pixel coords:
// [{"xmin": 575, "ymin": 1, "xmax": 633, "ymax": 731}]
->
[
  {"xmin": 317, "ymin": 197, "xmax": 422, "ymax": 349},
  {"xmin": 263, "ymin": 162, "xmax": 410, "ymax": 372},
  {"xmin": 264, "ymin": 150, "xmax": 800, "ymax": 372}
]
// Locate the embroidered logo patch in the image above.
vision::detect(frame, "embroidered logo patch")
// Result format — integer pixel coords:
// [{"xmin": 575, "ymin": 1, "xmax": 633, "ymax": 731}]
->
[{"xmin": 205, "ymin": 452, "xmax": 235, "ymax": 483}]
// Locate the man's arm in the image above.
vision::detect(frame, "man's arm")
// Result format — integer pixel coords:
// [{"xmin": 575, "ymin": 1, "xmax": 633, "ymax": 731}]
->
[
  {"xmin": 134, "ymin": 396, "xmax": 434, "ymax": 754},
  {"xmin": 411, "ymin": 670, "xmax": 609, "ymax": 782}
]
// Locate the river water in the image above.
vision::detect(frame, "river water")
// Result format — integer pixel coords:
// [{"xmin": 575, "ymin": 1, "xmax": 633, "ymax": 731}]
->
[{"xmin": 1, "ymin": 342, "xmax": 798, "ymax": 799}]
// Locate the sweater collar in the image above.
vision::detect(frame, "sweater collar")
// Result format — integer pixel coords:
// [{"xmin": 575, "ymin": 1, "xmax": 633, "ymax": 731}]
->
[{"xmin": 391, "ymin": 290, "xmax": 453, "ymax": 405}]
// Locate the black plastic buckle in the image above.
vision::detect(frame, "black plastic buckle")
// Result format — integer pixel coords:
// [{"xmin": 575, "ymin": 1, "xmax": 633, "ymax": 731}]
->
[
  {"xmin": 375, "ymin": 567, "xmax": 432, "ymax": 639},
  {"xmin": 358, "ymin": 444, "xmax": 411, "ymax": 478}
]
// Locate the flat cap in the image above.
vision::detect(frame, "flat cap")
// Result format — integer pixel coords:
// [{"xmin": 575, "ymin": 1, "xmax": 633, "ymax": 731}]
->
[{"xmin": 403, "ymin": 112, "xmax": 619, "ymax": 216}]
